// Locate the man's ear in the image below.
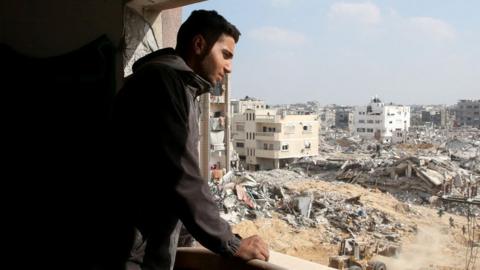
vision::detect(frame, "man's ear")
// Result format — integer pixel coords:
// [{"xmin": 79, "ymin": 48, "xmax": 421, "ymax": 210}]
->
[{"xmin": 192, "ymin": 34, "xmax": 206, "ymax": 56}]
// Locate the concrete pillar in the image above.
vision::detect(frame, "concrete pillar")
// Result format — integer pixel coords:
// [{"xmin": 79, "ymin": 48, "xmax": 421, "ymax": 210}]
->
[
  {"xmin": 274, "ymin": 159, "xmax": 280, "ymax": 169},
  {"xmin": 199, "ymin": 93, "xmax": 211, "ymax": 181},
  {"xmin": 225, "ymin": 75, "xmax": 231, "ymax": 172}
]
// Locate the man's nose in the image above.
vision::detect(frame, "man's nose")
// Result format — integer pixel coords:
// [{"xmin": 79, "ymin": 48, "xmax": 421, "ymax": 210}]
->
[{"xmin": 224, "ymin": 60, "xmax": 232, "ymax": 73}]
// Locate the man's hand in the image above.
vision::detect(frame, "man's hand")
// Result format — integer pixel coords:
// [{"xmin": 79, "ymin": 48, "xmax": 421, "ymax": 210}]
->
[{"xmin": 234, "ymin": 235, "xmax": 269, "ymax": 261}]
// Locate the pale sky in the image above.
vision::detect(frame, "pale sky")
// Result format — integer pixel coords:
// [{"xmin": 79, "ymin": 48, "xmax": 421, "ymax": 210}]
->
[{"xmin": 183, "ymin": 0, "xmax": 479, "ymax": 106}]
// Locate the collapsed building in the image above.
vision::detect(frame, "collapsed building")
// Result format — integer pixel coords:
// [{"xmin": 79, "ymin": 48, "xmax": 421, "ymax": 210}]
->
[{"xmin": 290, "ymin": 128, "xmax": 480, "ymax": 214}]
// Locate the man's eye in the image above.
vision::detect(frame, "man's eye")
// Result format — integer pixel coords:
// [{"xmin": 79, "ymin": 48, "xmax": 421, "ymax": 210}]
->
[{"xmin": 223, "ymin": 51, "xmax": 232, "ymax": 59}]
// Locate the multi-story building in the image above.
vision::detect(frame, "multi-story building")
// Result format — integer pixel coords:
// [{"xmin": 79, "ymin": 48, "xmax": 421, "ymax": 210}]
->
[
  {"xmin": 232, "ymin": 109, "xmax": 319, "ymax": 171},
  {"xmin": 455, "ymin": 100, "xmax": 480, "ymax": 128},
  {"xmin": 418, "ymin": 105, "xmax": 452, "ymax": 128},
  {"xmin": 199, "ymin": 75, "xmax": 236, "ymax": 180},
  {"xmin": 353, "ymin": 97, "xmax": 410, "ymax": 143},
  {"xmin": 335, "ymin": 106, "xmax": 353, "ymax": 130},
  {"xmin": 318, "ymin": 106, "xmax": 336, "ymax": 132},
  {"xmin": 231, "ymin": 96, "xmax": 267, "ymax": 116}
]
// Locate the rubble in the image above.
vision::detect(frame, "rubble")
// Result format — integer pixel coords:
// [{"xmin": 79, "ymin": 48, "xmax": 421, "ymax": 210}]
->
[
  {"xmin": 209, "ymin": 126, "xmax": 478, "ymax": 269},
  {"xmin": 210, "ymin": 170, "xmax": 417, "ymax": 247},
  {"xmin": 288, "ymin": 128, "xmax": 480, "ymax": 216}
]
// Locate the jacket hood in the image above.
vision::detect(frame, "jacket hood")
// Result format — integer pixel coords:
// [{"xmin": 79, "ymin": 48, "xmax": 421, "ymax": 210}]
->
[{"xmin": 132, "ymin": 48, "xmax": 213, "ymax": 96}]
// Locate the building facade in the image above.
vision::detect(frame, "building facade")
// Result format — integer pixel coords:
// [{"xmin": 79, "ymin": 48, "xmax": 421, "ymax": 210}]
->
[
  {"xmin": 335, "ymin": 106, "xmax": 353, "ymax": 130},
  {"xmin": 353, "ymin": 97, "xmax": 410, "ymax": 143},
  {"xmin": 231, "ymin": 96, "xmax": 267, "ymax": 116},
  {"xmin": 455, "ymin": 100, "xmax": 480, "ymax": 128},
  {"xmin": 232, "ymin": 109, "xmax": 319, "ymax": 170}
]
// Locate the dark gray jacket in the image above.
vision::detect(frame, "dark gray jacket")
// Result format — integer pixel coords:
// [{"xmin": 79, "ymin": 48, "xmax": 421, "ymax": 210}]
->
[{"xmin": 112, "ymin": 48, "xmax": 240, "ymax": 265}]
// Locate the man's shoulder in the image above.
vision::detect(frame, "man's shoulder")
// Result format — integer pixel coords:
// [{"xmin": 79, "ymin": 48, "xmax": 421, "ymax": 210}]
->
[{"xmin": 134, "ymin": 61, "xmax": 180, "ymax": 79}]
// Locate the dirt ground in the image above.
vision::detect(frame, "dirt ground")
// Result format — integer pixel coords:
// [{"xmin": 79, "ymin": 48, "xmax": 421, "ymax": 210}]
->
[{"xmin": 232, "ymin": 179, "xmax": 479, "ymax": 269}]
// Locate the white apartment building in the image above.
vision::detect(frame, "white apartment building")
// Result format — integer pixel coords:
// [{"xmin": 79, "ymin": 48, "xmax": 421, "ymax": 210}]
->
[
  {"xmin": 231, "ymin": 96, "xmax": 267, "ymax": 116},
  {"xmin": 232, "ymin": 108, "xmax": 319, "ymax": 170},
  {"xmin": 353, "ymin": 97, "xmax": 410, "ymax": 143}
]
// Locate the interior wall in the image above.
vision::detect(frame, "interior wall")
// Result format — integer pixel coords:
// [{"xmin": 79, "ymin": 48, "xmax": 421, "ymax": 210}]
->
[
  {"xmin": 0, "ymin": 0, "xmax": 125, "ymax": 87},
  {"xmin": 0, "ymin": 0, "xmax": 124, "ymax": 56}
]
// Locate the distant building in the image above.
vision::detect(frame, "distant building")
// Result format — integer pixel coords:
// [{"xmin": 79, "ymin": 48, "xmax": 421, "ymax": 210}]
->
[
  {"xmin": 418, "ymin": 105, "xmax": 452, "ymax": 128},
  {"xmin": 232, "ymin": 109, "xmax": 319, "ymax": 171},
  {"xmin": 231, "ymin": 96, "xmax": 267, "ymax": 116},
  {"xmin": 353, "ymin": 97, "xmax": 410, "ymax": 143},
  {"xmin": 335, "ymin": 106, "xmax": 353, "ymax": 130},
  {"xmin": 318, "ymin": 106, "xmax": 336, "ymax": 132},
  {"xmin": 455, "ymin": 99, "xmax": 480, "ymax": 128}
]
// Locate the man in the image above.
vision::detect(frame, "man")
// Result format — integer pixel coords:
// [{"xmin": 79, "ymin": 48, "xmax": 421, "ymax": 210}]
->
[{"xmin": 112, "ymin": 10, "xmax": 269, "ymax": 270}]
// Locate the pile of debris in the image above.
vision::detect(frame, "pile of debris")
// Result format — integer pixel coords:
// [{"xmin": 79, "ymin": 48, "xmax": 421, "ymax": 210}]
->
[
  {"xmin": 290, "ymin": 131, "xmax": 480, "ymax": 216},
  {"xmin": 210, "ymin": 170, "xmax": 416, "ymax": 247}
]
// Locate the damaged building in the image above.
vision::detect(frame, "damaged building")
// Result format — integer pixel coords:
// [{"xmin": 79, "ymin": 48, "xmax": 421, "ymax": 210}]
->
[
  {"xmin": 232, "ymin": 108, "xmax": 319, "ymax": 171},
  {"xmin": 455, "ymin": 99, "xmax": 480, "ymax": 128}
]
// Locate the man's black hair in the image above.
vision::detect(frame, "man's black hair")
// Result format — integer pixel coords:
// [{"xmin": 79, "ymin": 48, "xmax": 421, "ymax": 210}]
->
[{"xmin": 176, "ymin": 10, "xmax": 240, "ymax": 57}]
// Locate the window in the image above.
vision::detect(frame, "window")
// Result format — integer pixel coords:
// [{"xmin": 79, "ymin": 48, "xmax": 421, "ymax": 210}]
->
[
  {"xmin": 359, "ymin": 120, "xmax": 365, "ymax": 123},
  {"xmin": 389, "ymin": 121, "xmax": 392, "ymax": 124},
  {"xmin": 269, "ymin": 144, "xmax": 274, "ymax": 150},
  {"xmin": 357, "ymin": 128, "xmax": 365, "ymax": 132},
  {"xmin": 281, "ymin": 144, "xmax": 289, "ymax": 151},
  {"xmin": 236, "ymin": 125, "xmax": 244, "ymax": 131},
  {"xmin": 367, "ymin": 128, "xmax": 373, "ymax": 132},
  {"xmin": 236, "ymin": 142, "xmax": 244, "ymax": 148},
  {"xmin": 264, "ymin": 143, "xmax": 268, "ymax": 150},
  {"xmin": 304, "ymin": 141, "xmax": 311, "ymax": 148},
  {"xmin": 367, "ymin": 120, "xmax": 374, "ymax": 124},
  {"xmin": 375, "ymin": 120, "xmax": 381, "ymax": 124}
]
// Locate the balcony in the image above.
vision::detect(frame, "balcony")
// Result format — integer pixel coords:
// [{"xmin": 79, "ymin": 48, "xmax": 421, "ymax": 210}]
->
[
  {"xmin": 255, "ymin": 115, "xmax": 279, "ymax": 123},
  {"xmin": 256, "ymin": 132, "xmax": 280, "ymax": 140},
  {"xmin": 255, "ymin": 149, "xmax": 280, "ymax": 159}
]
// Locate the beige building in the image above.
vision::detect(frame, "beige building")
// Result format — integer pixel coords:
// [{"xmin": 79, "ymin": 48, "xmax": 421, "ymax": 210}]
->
[
  {"xmin": 232, "ymin": 109, "xmax": 319, "ymax": 170},
  {"xmin": 231, "ymin": 96, "xmax": 267, "ymax": 116}
]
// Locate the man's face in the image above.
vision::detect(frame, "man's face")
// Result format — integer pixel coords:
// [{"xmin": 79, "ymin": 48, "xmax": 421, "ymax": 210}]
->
[{"xmin": 197, "ymin": 34, "xmax": 236, "ymax": 85}]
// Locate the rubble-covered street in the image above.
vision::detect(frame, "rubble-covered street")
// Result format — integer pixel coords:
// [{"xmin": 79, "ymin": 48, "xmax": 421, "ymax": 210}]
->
[{"xmin": 209, "ymin": 128, "xmax": 479, "ymax": 270}]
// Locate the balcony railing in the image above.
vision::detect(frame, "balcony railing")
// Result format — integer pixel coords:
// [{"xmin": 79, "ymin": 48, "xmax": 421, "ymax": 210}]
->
[
  {"xmin": 255, "ymin": 115, "xmax": 278, "ymax": 122},
  {"xmin": 256, "ymin": 132, "xmax": 275, "ymax": 137},
  {"xmin": 256, "ymin": 132, "xmax": 281, "ymax": 140}
]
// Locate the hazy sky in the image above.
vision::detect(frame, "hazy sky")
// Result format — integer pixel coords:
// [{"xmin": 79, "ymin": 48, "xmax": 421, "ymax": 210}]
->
[{"xmin": 183, "ymin": 0, "xmax": 479, "ymax": 106}]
